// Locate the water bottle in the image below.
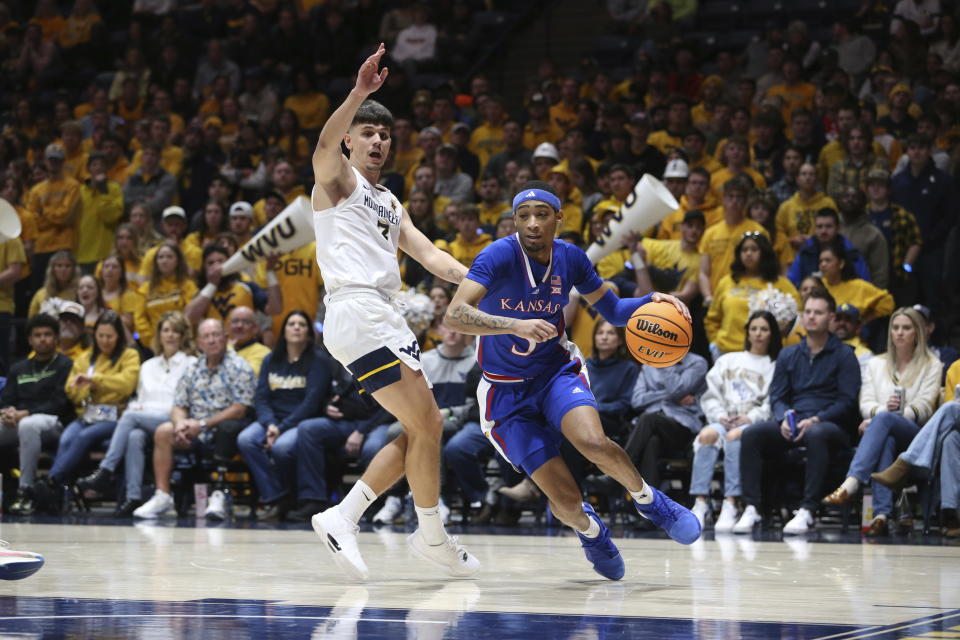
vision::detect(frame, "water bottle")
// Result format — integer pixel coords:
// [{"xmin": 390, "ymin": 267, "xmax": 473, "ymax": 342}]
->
[
  {"xmin": 892, "ymin": 386, "xmax": 904, "ymax": 414},
  {"xmin": 786, "ymin": 409, "xmax": 798, "ymax": 438}
]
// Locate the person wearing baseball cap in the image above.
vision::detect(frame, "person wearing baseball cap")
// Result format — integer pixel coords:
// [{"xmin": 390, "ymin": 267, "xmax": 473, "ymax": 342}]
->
[
  {"xmin": 864, "ymin": 166, "xmax": 921, "ymax": 302},
  {"xmin": 29, "ymin": 143, "xmax": 82, "ymax": 292},
  {"xmin": 878, "ymin": 84, "xmax": 917, "ymax": 141},
  {"xmin": 55, "ymin": 301, "xmax": 91, "ymax": 362},
  {"xmin": 532, "ymin": 142, "xmax": 560, "ymax": 180},
  {"xmin": 228, "ymin": 201, "xmax": 255, "ymax": 246},
  {"xmin": 662, "ymin": 158, "xmax": 690, "ymax": 201}
]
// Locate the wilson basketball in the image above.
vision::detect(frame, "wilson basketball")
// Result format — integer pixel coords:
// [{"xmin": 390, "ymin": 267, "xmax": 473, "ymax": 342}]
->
[{"xmin": 625, "ymin": 301, "xmax": 692, "ymax": 368}]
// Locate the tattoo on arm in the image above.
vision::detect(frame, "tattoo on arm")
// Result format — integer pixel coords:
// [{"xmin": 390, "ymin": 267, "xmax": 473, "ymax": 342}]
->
[
  {"xmin": 444, "ymin": 268, "xmax": 464, "ymax": 284},
  {"xmin": 448, "ymin": 303, "xmax": 516, "ymax": 331}
]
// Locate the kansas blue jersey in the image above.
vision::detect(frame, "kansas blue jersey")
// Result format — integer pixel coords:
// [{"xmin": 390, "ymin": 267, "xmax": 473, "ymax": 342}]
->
[{"xmin": 466, "ymin": 235, "xmax": 604, "ymax": 380}]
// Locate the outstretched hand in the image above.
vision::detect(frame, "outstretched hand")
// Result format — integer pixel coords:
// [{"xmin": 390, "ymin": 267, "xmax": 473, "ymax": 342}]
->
[
  {"xmin": 355, "ymin": 43, "xmax": 389, "ymax": 96},
  {"xmin": 651, "ymin": 292, "xmax": 692, "ymax": 324}
]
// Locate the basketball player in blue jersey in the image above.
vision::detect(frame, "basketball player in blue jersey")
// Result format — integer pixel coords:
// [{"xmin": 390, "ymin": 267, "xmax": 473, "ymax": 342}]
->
[
  {"xmin": 310, "ymin": 44, "xmax": 479, "ymax": 580},
  {"xmin": 446, "ymin": 181, "xmax": 702, "ymax": 580}
]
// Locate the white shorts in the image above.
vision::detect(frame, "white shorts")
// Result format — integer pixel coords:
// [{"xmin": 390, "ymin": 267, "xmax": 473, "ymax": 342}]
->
[{"xmin": 323, "ymin": 291, "xmax": 428, "ymax": 393}]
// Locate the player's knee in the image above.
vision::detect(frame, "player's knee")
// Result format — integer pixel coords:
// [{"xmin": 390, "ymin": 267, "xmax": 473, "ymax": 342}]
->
[
  {"xmin": 406, "ymin": 410, "xmax": 443, "ymax": 439},
  {"xmin": 699, "ymin": 428, "xmax": 719, "ymax": 446},
  {"xmin": 578, "ymin": 435, "xmax": 616, "ymax": 464}
]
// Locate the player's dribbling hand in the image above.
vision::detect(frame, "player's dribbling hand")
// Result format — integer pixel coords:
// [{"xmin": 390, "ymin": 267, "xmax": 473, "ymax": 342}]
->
[
  {"xmin": 516, "ymin": 319, "xmax": 558, "ymax": 343},
  {"xmin": 651, "ymin": 292, "xmax": 692, "ymax": 324},
  {"xmin": 355, "ymin": 43, "xmax": 389, "ymax": 96}
]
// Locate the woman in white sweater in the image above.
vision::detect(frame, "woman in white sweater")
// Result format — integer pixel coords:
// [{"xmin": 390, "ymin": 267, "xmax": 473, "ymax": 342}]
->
[
  {"xmin": 77, "ymin": 311, "xmax": 197, "ymax": 516},
  {"xmin": 823, "ymin": 307, "xmax": 942, "ymax": 536},
  {"xmin": 690, "ymin": 311, "xmax": 781, "ymax": 532}
]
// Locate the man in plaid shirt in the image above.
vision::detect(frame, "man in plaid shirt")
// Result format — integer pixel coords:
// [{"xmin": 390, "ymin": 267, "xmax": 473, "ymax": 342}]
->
[{"xmin": 864, "ymin": 168, "xmax": 922, "ymax": 305}]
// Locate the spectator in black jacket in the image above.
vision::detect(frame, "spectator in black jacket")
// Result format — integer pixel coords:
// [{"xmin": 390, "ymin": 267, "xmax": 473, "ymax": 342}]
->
[
  {"xmin": 0, "ymin": 314, "xmax": 75, "ymax": 515},
  {"xmin": 734, "ymin": 290, "xmax": 861, "ymax": 536},
  {"xmin": 287, "ymin": 351, "xmax": 393, "ymax": 522}
]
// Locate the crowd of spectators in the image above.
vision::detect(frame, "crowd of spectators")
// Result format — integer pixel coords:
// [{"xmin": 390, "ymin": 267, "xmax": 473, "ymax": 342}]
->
[{"xmin": 0, "ymin": 0, "xmax": 959, "ymax": 536}]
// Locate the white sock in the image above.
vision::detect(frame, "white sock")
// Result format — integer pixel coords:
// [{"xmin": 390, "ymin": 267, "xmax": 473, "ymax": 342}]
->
[
  {"xmin": 841, "ymin": 476, "xmax": 860, "ymax": 495},
  {"xmin": 339, "ymin": 480, "xmax": 377, "ymax": 524},
  {"xmin": 694, "ymin": 496, "xmax": 708, "ymax": 506},
  {"xmin": 415, "ymin": 504, "xmax": 447, "ymax": 545},
  {"xmin": 630, "ymin": 480, "xmax": 653, "ymax": 505},
  {"xmin": 577, "ymin": 517, "xmax": 601, "ymax": 538},
  {"xmin": 874, "ymin": 513, "xmax": 887, "ymax": 521}
]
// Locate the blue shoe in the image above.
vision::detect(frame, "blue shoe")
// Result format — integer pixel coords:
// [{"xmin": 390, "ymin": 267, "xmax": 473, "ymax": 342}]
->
[
  {"xmin": 634, "ymin": 488, "xmax": 702, "ymax": 545},
  {"xmin": 576, "ymin": 503, "xmax": 625, "ymax": 580}
]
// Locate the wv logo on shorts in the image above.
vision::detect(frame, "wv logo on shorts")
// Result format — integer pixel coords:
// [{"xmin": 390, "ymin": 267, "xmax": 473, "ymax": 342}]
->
[{"xmin": 398, "ymin": 339, "xmax": 421, "ymax": 361}]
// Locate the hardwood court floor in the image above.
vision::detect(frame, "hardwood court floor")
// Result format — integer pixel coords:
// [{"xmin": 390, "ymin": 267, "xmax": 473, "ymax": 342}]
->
[{"xmin": 1, "ymin": 520, "xmax": 958, "ymax": 638}]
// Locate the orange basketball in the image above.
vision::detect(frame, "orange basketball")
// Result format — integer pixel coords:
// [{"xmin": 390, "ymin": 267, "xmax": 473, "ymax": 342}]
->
[{"xmin": 625, "ymin": 301, "xmax": 692, "ymax": 368}]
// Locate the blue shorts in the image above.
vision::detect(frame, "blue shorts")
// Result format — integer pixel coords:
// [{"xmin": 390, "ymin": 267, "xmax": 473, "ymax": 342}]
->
[{"xmin": 477, "ymin": 360, "xmax": 598, "ymax": 475}]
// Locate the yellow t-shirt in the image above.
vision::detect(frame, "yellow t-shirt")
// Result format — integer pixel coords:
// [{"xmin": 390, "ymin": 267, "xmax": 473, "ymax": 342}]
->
[
  {"xmin": 435, "ymin": 233, "xmax": 493, "ymax": 268},
  {"xmin": 699, "ymin": 218, "xmax": 769, "ymax": 295},
  {"xmin": 0, "ymin": 237, "xmax": 27, "ymax": 314},
  {"xmin": 468, "ymin": 123, "xmax": 506, "ymax": 170},
  {"xmin": 705, "ymin": 274, "xmax": 800, "ymax": 353},
  {"xmin": 523, "ymin": 121, "xmax": 564, "ymax": 150},
  {"xmin": 14, "ymin": 205, "xmax": 37, "ymax": 280},
  {"xmin": 27, "ymin": 176, "xmax": 82, "ymax": 254},
  {"xmin": 234, "ymin": 341, "xmax": 271, "ymax": 377},
  {"xmin": 140, "ymin": 243, "xmax": 203, "ymax": 277},
  {"xmin": 709, "ymin": 166, "xmax": 767, "ymax": 197},
  {"xmin": 204, "ymin": 281, "xmax": 258, "ymax": 323},
  {"xmin": 823, "ymin": 278, "xmax": 895, "ymax": 323},
  {"xmin": 646, "ymin": 130, "xmax": 684, "ymax": 154},
  {"xmin": 656, "ymin": 194, "xmax": 722, "ymax": 240},
  {"xmin": 642, "ymin": 238, "xmax": 702, "ymax": 289},
  {"xmin": 549, "ymin": 103, "xmax": 577, "ymax": 132},
  {"xmin": 135, "ymin": 277, "xmax": 199, "ymax": 345},
  {"xmin": 945, "ymin": 360, "xmax": 960, "ymax": 402},
  {"xmin": 477, "ymin": 201, "xmax": 511, "ymax": 227},
  {"xmin": 766, "ymin": 82, "xmax": 815, "ymax": 123},
  {"xmin": 284, "ymin": 92, "xmax": 330, "ymax": 130},
  {"xmin": 775, "ymin": 191, "xmax": 837, "ymax": 264},
  {"xmin": 104, "ymin": 287, "xmax": 142, "ymax": 319},
  {"xmin": 255, "ymin": 242, "xmax": 322, "ymax": 336}
]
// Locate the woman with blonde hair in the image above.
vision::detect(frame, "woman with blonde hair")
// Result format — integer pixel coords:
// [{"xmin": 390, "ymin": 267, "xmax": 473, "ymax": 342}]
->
[
  {"xmin": 97, "ymin": 223, "xmax": 144, "ymax": 289},
  {"xmin": 823, "ymin": 307, "xmax": 942, "ymax": 536},
  {"xmin": 99, "ymin": 254, "xmax": 141, "ymax": 340},
  {"xmin": 134, "ymin": 244, "xmax": 197, "ymax": 348},
  {"xmin": 128, "ymin": 202, "xmax": 162, "ymax": 251},
  {"xmin": 78, "ymin": 311, "xmax": 197, "ymax": 516},
  {"xmin": 28, "ymin": 250, "xmax": 79, "ymax": 316}
]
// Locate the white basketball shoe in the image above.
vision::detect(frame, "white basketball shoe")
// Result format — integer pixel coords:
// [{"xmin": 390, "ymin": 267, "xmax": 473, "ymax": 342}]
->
[
  {"xmin": 313, "ymin": 506, "xmax": 369, "ymax": 581},
  {"xmin": 407, "ymin": 529, "xmax": 480, "ymax": 578}
]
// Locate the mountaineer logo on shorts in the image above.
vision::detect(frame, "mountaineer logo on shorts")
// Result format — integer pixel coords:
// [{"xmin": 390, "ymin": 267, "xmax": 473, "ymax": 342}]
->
[{"xmin": 398, "ymin": 339, "xmax": 421, "ymax": 361}]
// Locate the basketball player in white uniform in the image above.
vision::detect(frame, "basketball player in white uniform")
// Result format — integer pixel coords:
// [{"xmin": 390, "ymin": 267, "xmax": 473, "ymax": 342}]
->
[{"xmin": 310, "ymin": 44, "xmax": 484, "ymax": 580}]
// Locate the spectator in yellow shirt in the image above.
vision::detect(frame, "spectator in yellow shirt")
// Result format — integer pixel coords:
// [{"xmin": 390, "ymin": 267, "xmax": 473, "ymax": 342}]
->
[
  {"xmin": 130, "ymin": 117, "xmax": 183, "ymax": 179},
  {"xmin": 699, "ymin": 177, "xmax": 770, "ymax": 301},
  {"xmin": 28, "ymin": 143, "xmax": 82, "ymax": 289},
  {"xmin": 58, "ymin": 120, "xmax": 88, "ymax": 181},
  {"xmin": 468, "ymin": 95, "xmax": 507, "ymax": 171},
  {"xmin": 657, "ymin": 167, "xmax": 722, "ymax": 239},
  {"xmin": 76, "ymin": 153, "xmax": 124, "ymax": 271},
  {"xmin": 746, "ymin": 190, "xmax": 792, "ymax": 270},
  {"xmin": 228, "ymin": 305, "xmax": 271, "ymax": 375},
  {"xmin": 705, "ymin": 233, "xmax": 800, "ymax": 354},
  {"xmin": 549, "ymin": 77, "xmax": 579, "ymax": 132},
  {"xmin": 135, "ymin": 243, "xmax": 198, "ymax": 348},
  {"xmin": 647, "ymin": 97, "xmax": 691, "ymax": 154},
  {"xmin": 434, "ymin": 204, "xmax": 492, "ymax": 268},
  {"xmin": 765, "ymin": 57, "xmax": 815, "ymax": 125},
  {"xmin": 476, "ymin": 174, "xmax": 511, "ymax": 229},
  {"xmin": 819, "ymin": 240, "xmax": 894, "ymax": 324},
  {"xmin": 682, "ymin": 129, "xmax": 721, "ymax": 174},
  {"xmin": 710, "ymin": 135, "xmax": 767, "ymax": 196},
  {"xmin": 546, "ymin": 163, "xmax": 584, "ymax": 235},
  {"xmin": 776, "ymin": 162, "xmax": 837, "ymax": 264}
]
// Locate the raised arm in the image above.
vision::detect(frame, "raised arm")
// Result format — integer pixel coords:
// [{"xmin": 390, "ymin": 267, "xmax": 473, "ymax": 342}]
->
[
  {"xmin": 311, "ymin": 43, "xmax": 389, "ymax": 209},
  {"xmin": 445, "ymin": 277, "xmax": 556, "ymax": 342}
]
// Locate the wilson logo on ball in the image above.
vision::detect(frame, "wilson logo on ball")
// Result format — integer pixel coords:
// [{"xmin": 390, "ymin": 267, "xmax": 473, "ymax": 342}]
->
[{"xmin": 633, "ymin": 319, "xmax": 679, "ymax": 342}]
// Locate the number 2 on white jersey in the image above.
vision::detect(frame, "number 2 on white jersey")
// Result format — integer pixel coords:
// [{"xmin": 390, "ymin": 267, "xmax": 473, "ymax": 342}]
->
[{"xmin": 377, "ymin": 219, "xmax": 390, "ymax": 240}]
